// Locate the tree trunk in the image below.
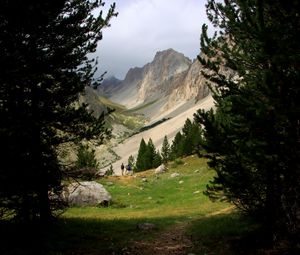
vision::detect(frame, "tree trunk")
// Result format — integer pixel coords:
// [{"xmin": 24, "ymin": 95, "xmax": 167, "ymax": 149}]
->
[{"xmin": 38, "ymin": 185, "xmax": 52, "ymax": 222}]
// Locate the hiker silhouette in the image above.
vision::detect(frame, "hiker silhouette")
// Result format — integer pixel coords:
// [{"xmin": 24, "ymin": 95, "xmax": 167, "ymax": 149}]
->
[{"xmin": 121, "ymin": 163, "xmax": 125, "ymax": 175}]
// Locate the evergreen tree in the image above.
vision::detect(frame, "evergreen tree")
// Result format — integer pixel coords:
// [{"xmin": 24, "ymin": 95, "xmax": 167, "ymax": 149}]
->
[
  {"xmin": 153, "ymin": 150, "xmax": 162, "ymax": 168},
  {"xmin": 0, "ymin": 0, "xmax": 117, "ymax": 221},
  {"xmin": 195, "ymin": 0, "xmax": 300, "ymax": 241},
  {"xmin": 75, "ymin": 144, "xmax": 99, "ymax": 170},
  {"xmin": 127, "ymin": 155, "xmax": 136, "ymax": 171},
  {"xmin": 145, "ymin": 138, "xmax": 156, "ymax": 169},
  {"xmin": 161, "ymin": 136, "xmax": 170, "ymax": 163},
  {"xmin": 170, "ymin": 132, "xmax": 184, "ymax": 160},
  {"xmin": 105, "ymin": 164, "xmax": 114, "ymax": 176},
  {"xmin": 181, "ymin": 118, "xmax": 195, "ymax": 156},
  {"xmin": 135, "ymin": 138, "xmax": 160, "ymax": 171},
  {"xmin": 136, "ymin": 138, "xmax": 148, "ymax": 171},
  {"xmin": 190, "ymin": 120, "xmax": 204, "ymax": 156}
]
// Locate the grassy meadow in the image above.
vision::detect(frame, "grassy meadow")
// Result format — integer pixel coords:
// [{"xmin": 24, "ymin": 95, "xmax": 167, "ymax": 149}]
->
[{"xmin": 0, "ymin": 156, "xmax": 264, "ymax": 255}]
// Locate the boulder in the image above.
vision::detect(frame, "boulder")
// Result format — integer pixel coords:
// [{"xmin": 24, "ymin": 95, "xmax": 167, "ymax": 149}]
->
[
  {"xmin": 170, "ymin": 172, "xmax": 180, "ymax": 178},
  {"xmin": 65, "ymin": 181, "xmax": 112, "ymax": 207},
  {"xmin": 155, "ymin": 164, "xmax": 166, "ymax": 174}
]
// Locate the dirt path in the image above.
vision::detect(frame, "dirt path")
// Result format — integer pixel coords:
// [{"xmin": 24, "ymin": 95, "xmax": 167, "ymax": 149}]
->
[
  {"xmin": 126, "ymin": 221, "xmax": 193, "ymax": 255},
  {"xmin": 125, "ymin": 206, "xmax": 235, "ymax": 255}
]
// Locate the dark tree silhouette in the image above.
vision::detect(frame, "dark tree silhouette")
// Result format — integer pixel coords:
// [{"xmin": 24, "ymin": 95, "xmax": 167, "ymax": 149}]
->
[
  {"xmin": 0, "ymin": 0, "xmax": 117, "ymax": 221},
  {"xmin": 195, "ymin": 0, "xmax": 300, "ymax": 242}
]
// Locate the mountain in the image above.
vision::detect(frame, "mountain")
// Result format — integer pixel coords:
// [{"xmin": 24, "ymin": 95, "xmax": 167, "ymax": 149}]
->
[
  {"xmin": 102, "ymin": 48, "xmax": 210, "ymax": 121},
  {"xmin": 98, "ymin": 75, "xmax": 122, "ymax": 97},
  {"xmin": 74, "ymin": 48, "xmax": 217, "ymax": 173}
]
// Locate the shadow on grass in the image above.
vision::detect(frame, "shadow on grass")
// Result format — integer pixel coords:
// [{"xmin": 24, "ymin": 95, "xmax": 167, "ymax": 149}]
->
[
  {"xmin": 187, "ymin": 212, "xmax": 298, "ymax": 255},
  {"xmin": 1, "ymin": 212, "xmax": 296, "ymax": 255},
  {"xmin": 0, "ymin": 215, "xmax": 186, "ymax": 255}
]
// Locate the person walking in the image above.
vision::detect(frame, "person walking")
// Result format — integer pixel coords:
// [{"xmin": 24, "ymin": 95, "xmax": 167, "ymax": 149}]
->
[
  {"xmin": 126, "ymin": 164, "xmax": 132, "ymax": 175},
  {"xmin": 121, "ymin": 163, "xmax": 125, "ymax": 175}
]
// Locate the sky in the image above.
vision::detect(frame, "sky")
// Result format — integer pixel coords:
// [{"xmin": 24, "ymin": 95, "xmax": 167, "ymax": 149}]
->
[{"xmin": 96, "ymin": 0, "xmax": 213, "ymax": 80}]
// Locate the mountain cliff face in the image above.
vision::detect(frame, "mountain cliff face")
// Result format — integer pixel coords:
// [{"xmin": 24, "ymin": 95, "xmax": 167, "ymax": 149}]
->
[
  {"xmin": 163, "ymin": 60, "xmax": 210, "ymax": 111},
  {"xmin": 103, "ymin": 48, "xmax": 210, "ymax": 119},
  {"xmin": 135, "ymin": 49, "xmax": 191, "ymax": 104}
]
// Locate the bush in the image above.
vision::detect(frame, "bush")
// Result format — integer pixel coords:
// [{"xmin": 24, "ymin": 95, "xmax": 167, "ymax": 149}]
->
[
  {"xmin": 75, "ymin": 144, "xmax": 99, "ymax": 169},
  {"xmin": 105, "ymin": 164, "xmax": 114, "ymax": 176},
  {"xmin": 171, "ymin": 158, "xmax": 184, "ymax": 168}
]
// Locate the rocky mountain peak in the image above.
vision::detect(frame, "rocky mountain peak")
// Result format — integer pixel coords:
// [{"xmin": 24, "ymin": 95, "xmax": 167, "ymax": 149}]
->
[
  {"xmin": 151, "ymin": 48, "xmax": 191, "ymax": 77},
  {"xmin": 105, "ymin": 48, "xmax": 209, "ymax": 112},
  {"xmin": 154, "ymin": 48, "xmax": 187, "ymax": 60},
  {"xmin": 123, "ymin": 67, "xmax": 143, "ymax": 83},
  {"xmin": 134, "ymin": 49, "xmax": 192, "ymax": 104}
]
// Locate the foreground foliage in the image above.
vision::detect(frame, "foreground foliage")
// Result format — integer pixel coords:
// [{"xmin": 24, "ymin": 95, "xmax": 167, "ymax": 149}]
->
[
  {"xmin": 196, "ymin": 0, "xmax": 300, "ymax": 242},
  {"xmin": 0, "ymin": 0, "xmax": 116, "ymax": 221}
]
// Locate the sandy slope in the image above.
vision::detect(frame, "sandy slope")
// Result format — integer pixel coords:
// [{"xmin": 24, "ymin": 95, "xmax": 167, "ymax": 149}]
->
[{"xmin": 99, "ymin": 95, "xmax": 214, "ymax": 175}]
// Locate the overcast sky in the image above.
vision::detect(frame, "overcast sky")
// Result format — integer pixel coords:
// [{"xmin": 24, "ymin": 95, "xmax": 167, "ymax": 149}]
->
[{"xmin": 96, "ymin": 0, "xmax": 212, "ymax": 80}]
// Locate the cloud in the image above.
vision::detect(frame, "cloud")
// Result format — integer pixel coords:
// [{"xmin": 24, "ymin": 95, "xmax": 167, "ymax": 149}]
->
[{"xmin": 96, "ymin": 0, "xmax": 212, "ymax": 79}]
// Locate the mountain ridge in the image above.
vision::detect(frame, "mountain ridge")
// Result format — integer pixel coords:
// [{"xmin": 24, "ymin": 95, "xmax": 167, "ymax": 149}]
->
[{"xmin": 102, "ymin": 48, "xmax": 210, "ymax": 121}]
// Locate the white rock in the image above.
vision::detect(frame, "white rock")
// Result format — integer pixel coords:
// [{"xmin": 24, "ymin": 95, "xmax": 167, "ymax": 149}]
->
[
  {"xmin": 155, "ymin": 164, "xmax": 166, "ymax": 174},
  {"xmin": 179, "ymin": 180, "xmax": 184, "ymax": 184},
  {"xmin": 170, "ymin": 173, "xmax": 180, "ymax": 178},
  {"xmin": 66, "ymin": 181, "xmax": 111, "ymax": 207}
]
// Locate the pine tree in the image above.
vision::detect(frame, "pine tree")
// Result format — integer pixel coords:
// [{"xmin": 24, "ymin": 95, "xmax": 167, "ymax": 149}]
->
[
  {"xmin": 135, "ymin": 138, "xmax": 160, "ymax": 171},
  {"xmin": 153, "ymin": 150, "xmax": 162, "ymax": 168},
  {"xmin": 195, "ymin": 0, "xmax": 300, "ymax": 240},
  {"xmin": 170, "ymin": 132, "xmax": 184, "ymax": 160},
  {"xmin": 136, "ymin": 138, "xmax": 148, "ymax": 171},
  {"xmin": 145, "ymin": 138, "xmax": 156, "ymax": 169},
  {"xmin": 75, "ymin": 144, "xmax": 99, "ymax": 170},
  {"xmin": 127, "ymin": 155, "xmax": 136, "ymax": 171},
  {"xmin": 161, "ymin": 136, "xmax": 170, "ymax": 163},
  {"xmin": 0, "ymin": 0, "xmax": 117, "ymax": 221},
  {"xmin": 181, "ymin": 118, "xmax": 195, "ymax": 156},
  {"xmin": 190, "ymin": 120, "xmax": 204, "ymax": 156}
]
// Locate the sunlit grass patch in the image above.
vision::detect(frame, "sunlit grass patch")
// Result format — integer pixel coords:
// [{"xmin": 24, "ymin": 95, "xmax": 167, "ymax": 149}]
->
[{"xmin": 64, "ymin": 156, "xmax": 229, "ymax": 220}]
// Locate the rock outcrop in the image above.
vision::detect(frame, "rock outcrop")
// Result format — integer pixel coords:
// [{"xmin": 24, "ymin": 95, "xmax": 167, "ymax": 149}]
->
[
  {"xmin": 65, "ymin": 181, "xmax": 112, "ymax": 207},
  {"xmin": 163, "ymin": 59, "xmax": 210, "ymax": 111}
]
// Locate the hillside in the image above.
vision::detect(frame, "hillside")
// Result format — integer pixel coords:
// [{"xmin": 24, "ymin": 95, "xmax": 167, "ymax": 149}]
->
[
  {"xmin": 1, "ymin": 156, "xmax": 267, "ymax": 255},
  {"xmin": 101, "ymin": 94, "xmax": 214, "ymax": 175}
]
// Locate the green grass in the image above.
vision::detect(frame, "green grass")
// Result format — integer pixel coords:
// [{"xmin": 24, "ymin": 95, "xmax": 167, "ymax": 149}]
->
[
  {"xmin": 64, "ymin": 156, "xmax": 229, "ymax": 220},
  {"xmin": 107, "ymin": 110, "xmax": 146, "ymax": 132},
  {"xmin": 187, "ymin": 213, "xmax": 259, "ymax": 255},
  {"xmin": 1, "ymin": 156, "xmax": 260, "ymax": 255},
  {"xmin": 98, "ymin": 96, "xmax": 127, "ymax": 112},
  {"xmin": 125, "ymin": 99, "xmax": 159, "ymax": 113}
]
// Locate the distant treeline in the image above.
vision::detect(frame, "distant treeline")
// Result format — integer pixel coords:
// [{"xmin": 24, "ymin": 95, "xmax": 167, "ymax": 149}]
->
[
  {"xmin": 139, "ymin": 117, "xmax": 171, "ymax": 132},
  {"xmin": 127, "ymin": 118, "xmax": 204, "ymax": 172},
  {"xmin": 129, "ymin": 117, "xmax": 171, "ymax": 137}
]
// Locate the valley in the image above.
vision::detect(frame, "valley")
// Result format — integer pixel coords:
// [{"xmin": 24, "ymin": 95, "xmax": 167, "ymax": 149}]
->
[{"xmin": 90, "ymin": 49, "xmax": 215, "ymax": 173}]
